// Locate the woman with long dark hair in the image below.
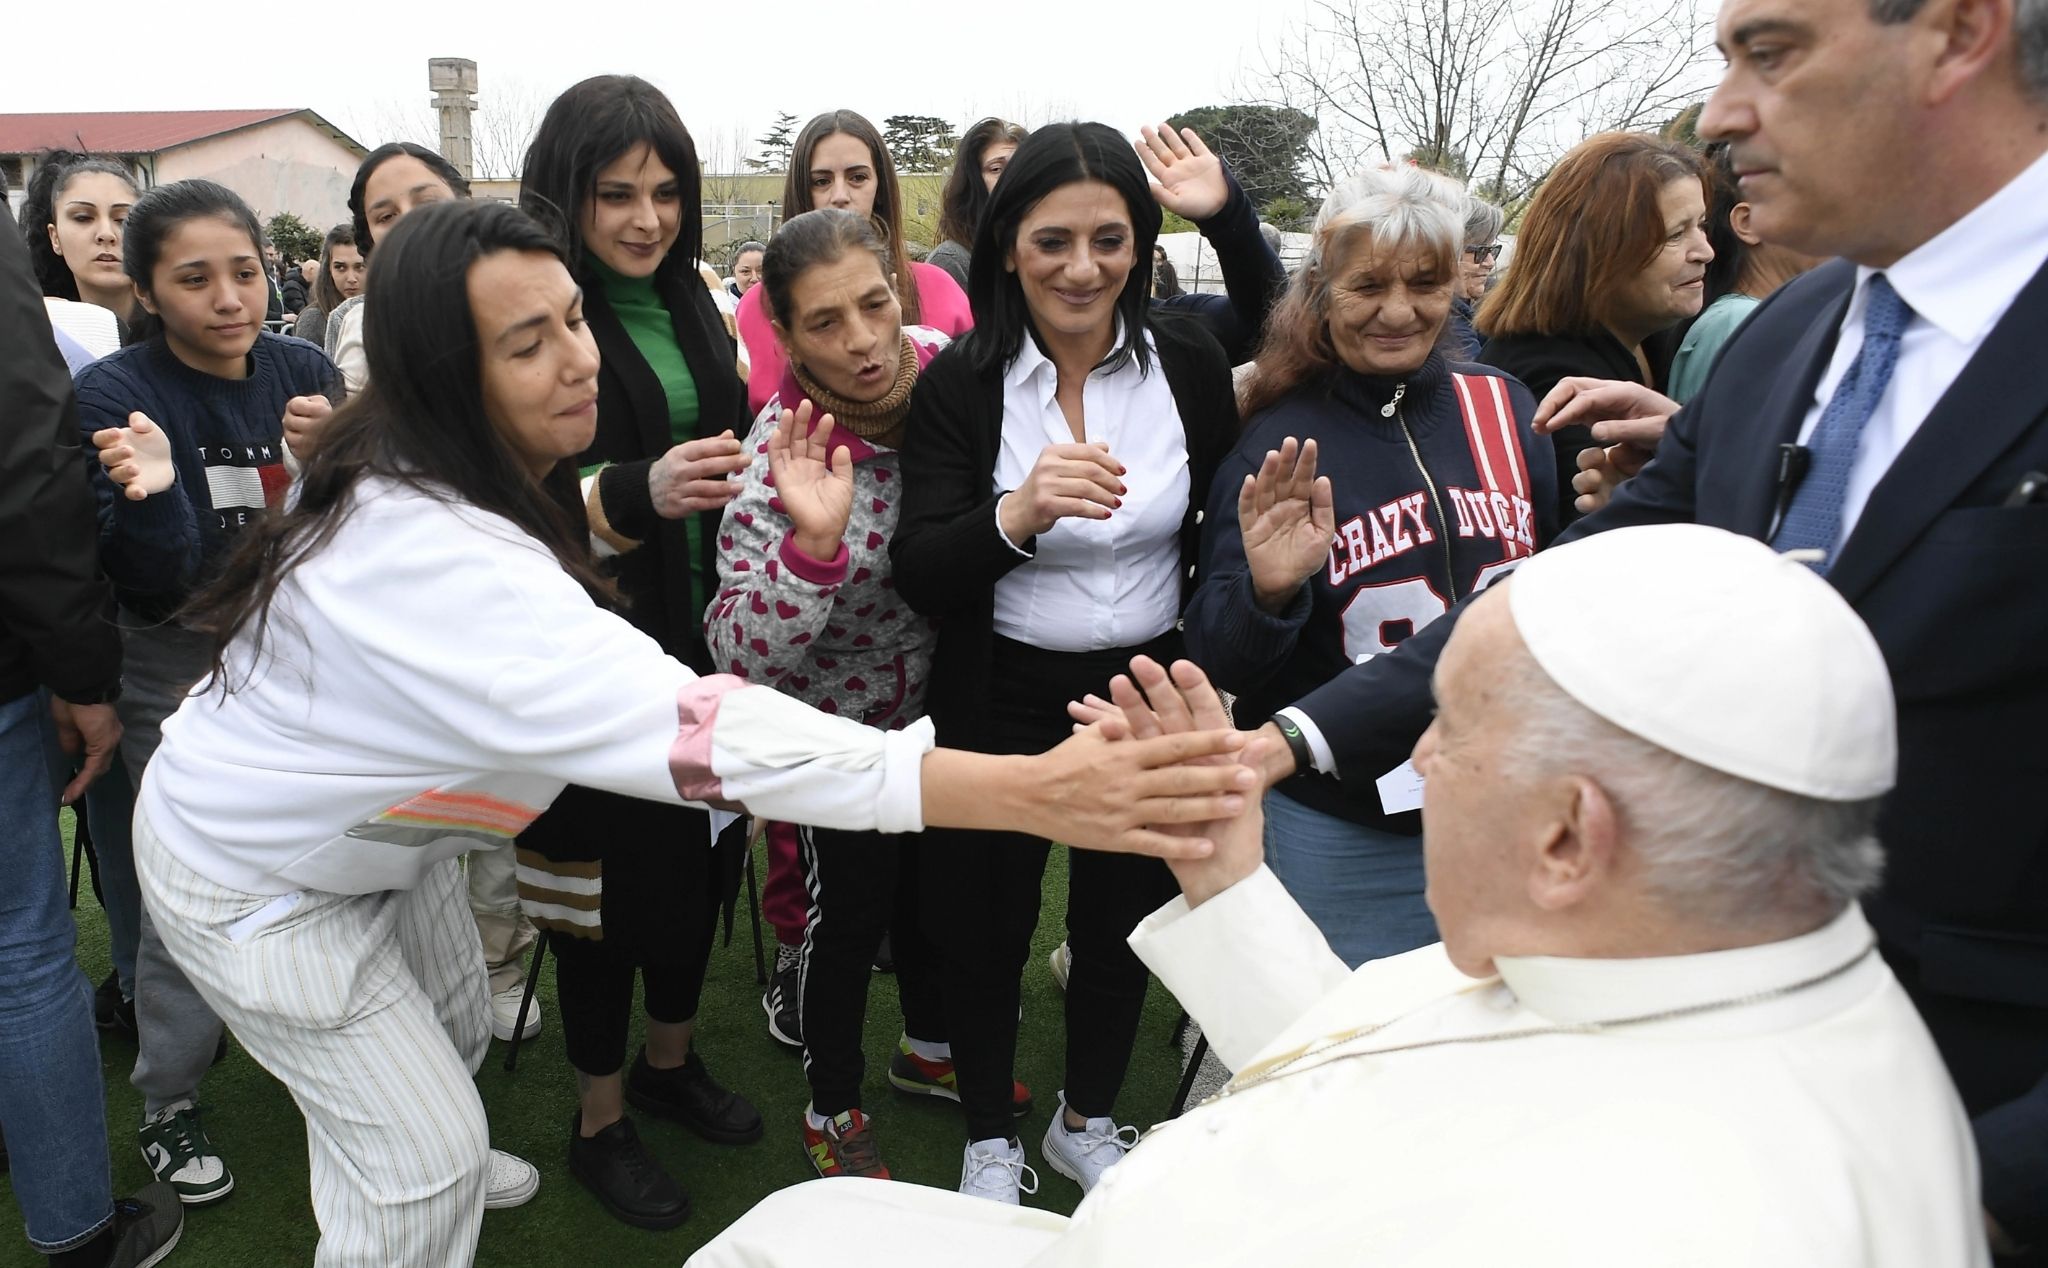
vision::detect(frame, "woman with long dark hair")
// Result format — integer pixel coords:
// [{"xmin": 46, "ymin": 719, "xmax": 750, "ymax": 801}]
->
[
  {"xmin": 91, "ymin": 195, "xmax": 1250, "ymax": 1268},
  {"xmin": 18, "ymin": 150, "xmax": 142, "ymax": 350},
  {"xmin": 324, "ymin": 141, "xmax": 471, "ymax": 395},
  {"xmin": 927, "ymin": 117, "xmax": 1029, "ymax": 288},
  {"xmin": 891, "ymin": 121, "xmax": 1241, "ymax": 1203},
  {"xmin": 289, "ymin": 224, "xmax": 364, "ymax": 351}
]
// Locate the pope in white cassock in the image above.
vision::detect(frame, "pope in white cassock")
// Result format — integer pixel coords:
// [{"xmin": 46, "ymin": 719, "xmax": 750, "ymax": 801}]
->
[{"xmin": 689, "ymin": 524, "xmax": 1989, "ymax": 1267}]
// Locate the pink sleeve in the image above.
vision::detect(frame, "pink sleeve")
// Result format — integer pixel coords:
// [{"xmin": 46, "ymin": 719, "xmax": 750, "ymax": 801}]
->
[
  {"xmin": 738, "ymin": 286, "xmax": 789, "ymax": 414},
  {"xmin": 911, "ymin": 262, "xmax": 974, "ymax": 337}
]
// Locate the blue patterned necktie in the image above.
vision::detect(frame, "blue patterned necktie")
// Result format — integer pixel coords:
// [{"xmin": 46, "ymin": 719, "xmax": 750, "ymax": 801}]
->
[{"xmin": 1773, "ymin": 274, "xmax": 1913, "ymax": 572}]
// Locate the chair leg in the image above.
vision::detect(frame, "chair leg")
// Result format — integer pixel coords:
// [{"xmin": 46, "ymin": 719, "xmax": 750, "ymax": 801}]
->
[
  {"xmin": 1168, "ymin": 1032, "xmax": 1211, "ymax": 1121},
  {"xmin": 745, "ymin": 847, "xmax": 767, "ymax": 986},
  {"xmin": 503, "ymin": 931, "xmax": 550, "ymax": 1074}
]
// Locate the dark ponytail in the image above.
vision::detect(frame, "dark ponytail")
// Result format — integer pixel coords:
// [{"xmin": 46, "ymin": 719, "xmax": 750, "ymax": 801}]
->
[{"xmin": 16, "ymin": 150, "xmax": 140, "ymax": 300}]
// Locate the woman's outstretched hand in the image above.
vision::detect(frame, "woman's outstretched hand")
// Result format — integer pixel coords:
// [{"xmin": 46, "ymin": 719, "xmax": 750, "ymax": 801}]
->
[
  {"xmin": 92, "ymin": 412, "xmax": 176, "ymax": 501},
  {"xmin": 768, "ymin": 400, "xmax": 856, "ymax": 560}
]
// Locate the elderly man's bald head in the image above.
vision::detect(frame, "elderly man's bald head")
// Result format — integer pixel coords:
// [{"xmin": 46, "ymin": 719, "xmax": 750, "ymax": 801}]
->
[{"xmin": 1411, "ymin": 526, "xmax": 1892, "ymax": 977}]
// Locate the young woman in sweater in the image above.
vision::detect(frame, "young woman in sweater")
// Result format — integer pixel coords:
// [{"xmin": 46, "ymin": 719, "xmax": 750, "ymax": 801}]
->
[
  {"xmin": 513, "ymin": 74, "xmax": 774, "ymax": 1230},
  {"xmin": 927, "ymin": 117, "xmax": 1030, "ymax": 289},
  {"xmin": 1180, "ymin": 164, "xmax": 1559, "ymax": 968},
  {"xmin": 890, "ymin": 122, "xmax": 1241, "ymax": 1204},
  {"xmin": 737, "ymin": 110, "xmax": 975, "ymax": 414},
  {"xmin": 72, "ymin": 178, "xmax": 341, "ymax": 1211},
  {"xmin": 90, "ymin": 196, "xmax": 1253, "ymax": 1268},
  {"xmin": 710, "ymin": 208, "xmax": 1031, "ymax": 1180},
  {"xmin": 288, "ymin": 224, "xmax": 363, "ymax": 351}
]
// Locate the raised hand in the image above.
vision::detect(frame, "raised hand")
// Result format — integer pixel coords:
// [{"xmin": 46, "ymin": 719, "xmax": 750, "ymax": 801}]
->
[
  {"xmin": 1240, "ymin": 436, "xmax": 1335, "ymax": 613},
  {"xmin": 1136, "ymin": 124, "xmax": 1229, "ymax": 222},
  {"xmin": 768, "ymin": 400, "xmax": 855, "ymax": 560},
  {"xmin": 649, "ymin": 430, "xmax": 747, "ymax": 519},
  {"xmin": 282, "ymin": 394, "xmax": 334, "ymax": 459},
  {"xmin": 92, "ymin": 411, "xmax": 176, "ymax": 501},
  {"xmin": 998, "ymin": 441, "xmax": 1126, "ymax": 542}
]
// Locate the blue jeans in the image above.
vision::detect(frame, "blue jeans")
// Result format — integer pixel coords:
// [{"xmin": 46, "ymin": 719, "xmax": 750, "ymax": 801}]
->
[
  {"xmin": 41, "ymin": 690, "xmax": 140, "ymax": 998},
  {"xmin": 1262, "ymin": 789, "xmax": 1439, "ymax": 969},
  {"xmin": 0, "ymin": 690, "xmax": 115, "ymax": 1253}
]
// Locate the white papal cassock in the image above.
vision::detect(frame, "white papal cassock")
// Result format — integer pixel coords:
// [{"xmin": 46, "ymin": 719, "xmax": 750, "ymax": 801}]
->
[{"xmin": 689, "ymin": 865, "xmax": 1988, "ymax": 1267}]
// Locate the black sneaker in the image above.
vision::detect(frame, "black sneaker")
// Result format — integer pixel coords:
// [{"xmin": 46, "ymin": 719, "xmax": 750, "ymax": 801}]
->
[
  {"xmin": 625, "ymin": 1048, "xmax": 764, "ymax": 1145},
  {"xmin": 762, "ymin": 946, "xmax": 803, "ymax": 1049},
  {"xmin": 95, "ymin": 971, "xmax": 137, "ymax": 1040},
  {"xmin": 567, "ymin": 1112, "xmax": 691, "ymax": 1230},
  {"xmin": 105, "ymin": 1180, "xmax": 185, "ymax": 1268},
  {"xmin": 872, "ymin": 931, "xmax": 895, "ymax": 974}
]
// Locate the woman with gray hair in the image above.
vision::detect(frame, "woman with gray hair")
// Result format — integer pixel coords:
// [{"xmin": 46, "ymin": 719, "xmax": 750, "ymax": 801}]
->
[
  {"xmin": 1449, "ymin": 193, "xmax": 1504, "ymax": 357},
  {"xmin": 1180, "ymin": 163, "xmax": 1560, "ymax": 966}
]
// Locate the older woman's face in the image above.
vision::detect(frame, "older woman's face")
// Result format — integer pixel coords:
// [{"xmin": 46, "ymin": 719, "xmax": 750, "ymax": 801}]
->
[{"xmin": 1323, "ymin": 234, "xmax": 1454, "ymax": 377}]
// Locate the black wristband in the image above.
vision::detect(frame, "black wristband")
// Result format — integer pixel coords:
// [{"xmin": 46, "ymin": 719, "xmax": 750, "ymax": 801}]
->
[{"xmin": 1273, "ymin": 713, "xmax": 1315, "ymax": 776}]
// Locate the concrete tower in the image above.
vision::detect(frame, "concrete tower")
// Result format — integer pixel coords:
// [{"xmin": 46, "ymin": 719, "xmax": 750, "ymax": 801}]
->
[{"xmin": 428, "ymin": 58, "xmax": 478, "ymax": 180}]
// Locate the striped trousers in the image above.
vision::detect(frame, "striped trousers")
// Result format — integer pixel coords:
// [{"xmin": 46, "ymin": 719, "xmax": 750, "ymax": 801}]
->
[{"xmin": 135, "ymin": 806, "xmax": 493, "ymax": 1267}]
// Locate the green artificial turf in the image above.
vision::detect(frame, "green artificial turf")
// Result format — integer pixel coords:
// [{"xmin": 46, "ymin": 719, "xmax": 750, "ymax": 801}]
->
[{"xmin": 2, "ymin": 822, "xmax": 1189, "ymax": 1264}]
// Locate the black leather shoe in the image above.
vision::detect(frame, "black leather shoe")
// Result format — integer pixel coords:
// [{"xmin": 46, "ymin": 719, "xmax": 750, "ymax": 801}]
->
[
  {"xmin": 625, "ymin": 1048, "xmax": 764, "ymax": 1145},
  {"xmin": 567, "ymin": 1112, "xmax": 691, "ymax": 1230}
]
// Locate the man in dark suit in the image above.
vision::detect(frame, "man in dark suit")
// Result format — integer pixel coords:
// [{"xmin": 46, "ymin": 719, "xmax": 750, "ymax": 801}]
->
[{"xmin": 1183, "ymin": 0, "xmax": 2048, "ymax": 1253}]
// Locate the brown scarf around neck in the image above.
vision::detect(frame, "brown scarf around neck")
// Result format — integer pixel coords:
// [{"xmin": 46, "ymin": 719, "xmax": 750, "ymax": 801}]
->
[{"xmin": 790, "ymin": 334, "xmax": 919, "ymax": 450}]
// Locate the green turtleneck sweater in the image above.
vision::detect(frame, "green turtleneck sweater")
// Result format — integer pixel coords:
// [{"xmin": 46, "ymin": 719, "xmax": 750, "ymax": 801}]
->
[{"xmin": 590, "ymin": 256, "xmax": 706, "ymax": 617}]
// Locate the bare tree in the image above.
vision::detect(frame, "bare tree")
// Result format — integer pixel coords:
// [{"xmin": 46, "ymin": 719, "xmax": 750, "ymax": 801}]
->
[
  {"xmin": 332, "ymin": 76, "xmax": 552, "ymax": 179},
  {"xmin": 1243, "ymin": 0, "xmax": 1716, "ymax": 213}
]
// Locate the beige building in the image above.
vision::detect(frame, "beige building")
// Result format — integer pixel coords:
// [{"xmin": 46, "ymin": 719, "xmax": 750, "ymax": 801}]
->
[{"xmin": 0, "ymin": 109, "xmax": 368, "ymax": 231}]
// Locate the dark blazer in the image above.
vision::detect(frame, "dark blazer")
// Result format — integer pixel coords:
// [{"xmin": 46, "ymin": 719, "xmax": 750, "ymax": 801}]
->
[
  {"xmin": 1291, "ymin": 255, "xmax": 2048, "ymax": 1239},
  {"xmin": 1479, "ymin": 327, "xmax": 1645, "ymax": 525},
  {"xmin": 577, "ymin": 270, "xmax": 749, "ymax": 672},
  {"xmin": 891, "ymin": 315, "xmax": 1240, "ymax": 742}
]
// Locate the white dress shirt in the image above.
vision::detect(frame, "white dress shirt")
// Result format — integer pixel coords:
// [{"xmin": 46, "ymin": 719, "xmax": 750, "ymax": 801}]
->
[
  {"xmin": 991, "ymin": 329, "xmax": 1190, "ymax": 653},
  {"xmin": 1799, "ymin": 148, "xmax": 2048, "ymax": 536}
]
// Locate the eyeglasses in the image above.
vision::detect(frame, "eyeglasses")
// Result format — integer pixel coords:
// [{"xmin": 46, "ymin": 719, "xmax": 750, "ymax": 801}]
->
[{"xmin": 1464, "ymin": 243, "xmax": 1502, "ymax": 263}]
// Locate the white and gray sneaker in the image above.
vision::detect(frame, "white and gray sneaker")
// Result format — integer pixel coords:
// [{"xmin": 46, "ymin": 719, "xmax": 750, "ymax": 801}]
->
[
  {"xmin": 483, "ymin": 1148, "xmax": 540, "ymax": 1209},
  {"xmin": 489, "ymin": 982, "xmax": 542, "ymax": 1042},
  {"xmin": 958, "ymin": 1137, "xmax": 1038, "ymax": 1205},
  {"xmin": 1040, "ymin": 1093, "xmax": 1139, "ymax": 1193}
]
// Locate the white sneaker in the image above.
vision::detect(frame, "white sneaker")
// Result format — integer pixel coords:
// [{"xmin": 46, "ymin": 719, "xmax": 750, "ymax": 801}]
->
[
  {"xmin": 1048, "ymin": 942, "xmax": 1071, "ymax": 992},
  {"xmin": 958, "ymin": 1137, "xmax": 1038, "ymax": 1205},
  {"xmin": 482, "ymin": 1148, "xmax": 540, "ymax": 1209},
  {"xmin": 490, "ymin": 983, "xmax": 541, "ymax": 1042},
  {"xmin": 1040, "ymin": 1093, "xmax": 1138, "ymax": 1193}
]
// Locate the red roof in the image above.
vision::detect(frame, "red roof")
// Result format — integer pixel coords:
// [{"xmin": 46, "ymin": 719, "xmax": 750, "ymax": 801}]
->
[{"xmin": 0, "ymin": 110, "xmax": 338, "ymax": 155}]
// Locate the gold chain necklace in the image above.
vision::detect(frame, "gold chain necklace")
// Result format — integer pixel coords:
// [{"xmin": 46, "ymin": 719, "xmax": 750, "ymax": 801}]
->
[{"xmin": 1197, "ymin": 940, "xmax": 1878, "ymax": 1112}]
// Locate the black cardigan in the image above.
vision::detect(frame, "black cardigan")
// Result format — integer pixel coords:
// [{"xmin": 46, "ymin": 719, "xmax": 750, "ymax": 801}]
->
[
  {"xmin": 578, "ymin": 270, "xmax": 750, "ymax": 671},
  {"xmin": 1478, "ymin": 327, "xmax": 1648, "ymax": 526},
  {"xmin": 891, "ymin": 315, "xmax": 1239, "ymax": 743}
]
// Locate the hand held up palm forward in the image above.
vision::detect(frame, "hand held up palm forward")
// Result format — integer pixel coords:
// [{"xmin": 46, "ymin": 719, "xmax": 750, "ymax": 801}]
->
[
  {"xmin": 1241, "ymin": 436, "xmax": 1335, "ymax": 612},
  {"xmin": 769, "ymin": 400, "xmax": 855, "ymax": 559}
]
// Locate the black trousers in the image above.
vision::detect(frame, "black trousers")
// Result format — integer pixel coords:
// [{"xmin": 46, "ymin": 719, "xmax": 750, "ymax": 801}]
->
[
  {"xmin": 550, "ymin": 805, "xmax": 731, "ymax": 1078},
  {"xmin": 921, "ymin": 632, "xmax": 1180, "ymax": 1142},
  {"xmin": 796, "ymin": 825, "xmax": 947, "ymax": 1116}
]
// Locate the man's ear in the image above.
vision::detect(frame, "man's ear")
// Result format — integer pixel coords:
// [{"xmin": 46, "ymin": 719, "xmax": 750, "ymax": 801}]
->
[
  {"xmin": 1528, "ymin": 775, "xmax": 1619, "ymax": 912},
  {"xmin": 1729, "ymin": 202, "xmax": 1765, "ymax": 246},
  {"xmin": 1921, "ymin": 0, "xmax": 2016, "ymax": 106}
]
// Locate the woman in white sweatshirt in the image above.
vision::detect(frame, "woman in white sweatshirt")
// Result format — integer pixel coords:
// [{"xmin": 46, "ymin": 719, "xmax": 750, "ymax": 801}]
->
[{"xmin": 87, "ymin": 199, "xmax": 1253, "ymax": 1268}]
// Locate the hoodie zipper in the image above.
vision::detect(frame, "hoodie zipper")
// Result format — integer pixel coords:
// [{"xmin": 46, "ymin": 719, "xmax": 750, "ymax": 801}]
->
[{"xmin": 1391, "ymin": 385, "xmax": 1460, "ymax": 603}]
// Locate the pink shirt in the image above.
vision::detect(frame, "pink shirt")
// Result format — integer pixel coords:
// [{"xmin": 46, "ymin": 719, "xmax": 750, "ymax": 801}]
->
[{"xmin": 738, "ymin": 260, "xmax": 973, "ymax": 413}]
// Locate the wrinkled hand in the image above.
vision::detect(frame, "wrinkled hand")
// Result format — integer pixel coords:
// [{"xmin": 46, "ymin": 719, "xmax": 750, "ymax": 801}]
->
[
  {"xmin": 50, "ymin": 697, "xmax": 122, "ymax": 805},
  {"xmin": 1530, "ymin": 377, "xmax": 1677, "ymax": 438},
  {"xmin": 768, "ymin": 400, "xmax": 854, "ymax": 560},
  {"xmin": 1101, "ymin": 657, "xmax": 1268, "ymax": 906},
  {"xmin": 91, "ymin": 412, "xmax": 175, "ymax": 501},
  {"xmin": 1136, "ymin": 125, "xmax": 1229, "ymax": 222},
  {"xmin": 283, "ymin": 394, "xmax": 334, "ymax": 460},
  {"xmin": 649, "ymin": 431, "xmax": 747, "ymax": 519},
  {"xmin": 1241, "ymin": 437, "xmax": 1335, "ymax": 613},
  {"xmin": 998, "ymin": 442, "xmax": 1125, "ymax": 541}
]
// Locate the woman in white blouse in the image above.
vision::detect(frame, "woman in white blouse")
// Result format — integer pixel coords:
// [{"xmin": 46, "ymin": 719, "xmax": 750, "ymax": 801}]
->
[{"xmin": 891, "ymin": 121, "xmax": 1242, "ymax": 1205}]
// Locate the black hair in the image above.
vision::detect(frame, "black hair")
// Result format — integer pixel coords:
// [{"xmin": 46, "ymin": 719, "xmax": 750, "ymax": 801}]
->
[
  {"xmin": 963, "ymin": 121, "xmax": 1160, "ymax": 379},
  {"xmin": 732, "ymin": 240, "xmax": 766, "ymax": 262},
  {"xmin": 761, "ymin": 208, "xmax": 894, "ymax": 330},
  {"xmin": 16, "ymin": 150, "xmax": 141, "ymax": 300},
  {"xmin": 1700, "ymin": 144, "xmax": 1751, "ymax": 305},
  {"xmin": 122, "ymin": 179, "xmax": 265, "ymax": 298},
  {"xmin": 311, "ymin": 222, "xmax": 358, "ymax": 312},
  {"xmin": 182, "ymin": 199, "xmax": 614, "ymax": 690},
  {"xmin": 1152, "ymin": 249, "xmax": 1184, "ymax": 299},
  {"xmin": 517, "ymin": 74, "xmax": 704, "ymax": 290},
  {"xmin": 347, "ymin": 142, "xmax": 471, "ymax": 255},
  {"xmin": 937, "ymin": 117, "xmax": 1029, "ymax": 250}
]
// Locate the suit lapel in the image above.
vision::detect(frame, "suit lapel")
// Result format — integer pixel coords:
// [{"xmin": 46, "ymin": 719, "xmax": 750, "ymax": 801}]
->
[
  {"xmin": 1827, "ymin": 256, "xmax": 2048, "ymax": 603},
  {"xmin": 1727, "ymin": 265, "xmax": 1855, "ymax": 539}
]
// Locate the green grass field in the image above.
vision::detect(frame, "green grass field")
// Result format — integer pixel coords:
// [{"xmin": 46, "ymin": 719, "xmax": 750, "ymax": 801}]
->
[{"xmin": 2, "ymin": 826, "xmax": 1188, "ymax": 1264}]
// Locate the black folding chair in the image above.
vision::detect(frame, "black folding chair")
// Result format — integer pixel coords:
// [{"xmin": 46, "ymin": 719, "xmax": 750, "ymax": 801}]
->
[{"xmin": 501, "ymin": 931, "xmax": 550, "ymax": 1073}]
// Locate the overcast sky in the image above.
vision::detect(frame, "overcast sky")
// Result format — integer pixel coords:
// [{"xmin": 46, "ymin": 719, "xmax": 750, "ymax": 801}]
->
[{"xmin": 5, "ymin": 0, "xmax": 1315, "ymax": 173}]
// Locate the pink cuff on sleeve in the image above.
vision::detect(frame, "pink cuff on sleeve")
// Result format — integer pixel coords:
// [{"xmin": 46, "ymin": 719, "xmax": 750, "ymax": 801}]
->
[
  {"xmin": 778, "ymin": 534, "xmax": 850, "ymax": 586},
  {"xmin": 670, "ymin": 675, "xmax": 744, "ymax": 804}
]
